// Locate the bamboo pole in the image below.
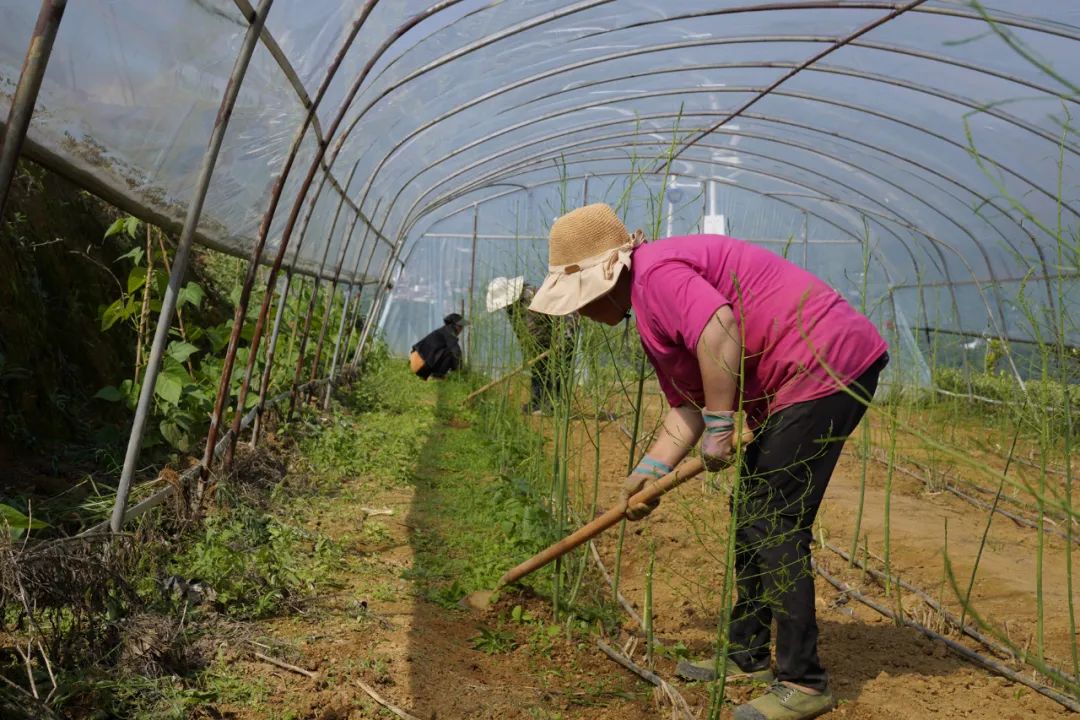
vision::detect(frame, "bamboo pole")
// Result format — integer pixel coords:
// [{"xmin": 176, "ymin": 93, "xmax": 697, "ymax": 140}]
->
[
  {"xmin": 339, "ymin": 199, "xmax": 384, "ymax": 370},
  {"xmin": 198, "ymin": 2, "xmax": 380, "ymax": 494},
  {"xmin": 0, "ymin": 0, "xmax": 67, "ymax": 219},
  {"xmin": 250, "ymin": 274, "xmax": 289, "ymax": 447},
  {"xmin": 110, "ymin": 0, "xmax": 273, "ymax": 532},
  {"xmin": 251, "ymin": 179, "xmax": 347, "ymax": 445},
  {"xmin": 321, "ymin": 283, "xmax": 353, "ymax": 411},
  {"xmin": 308, "ymin": 209, "xmax": 363, "ymax": 388}
]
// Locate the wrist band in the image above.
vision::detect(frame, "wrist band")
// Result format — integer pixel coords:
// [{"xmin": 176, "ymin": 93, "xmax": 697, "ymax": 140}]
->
[
  {"xmin": 702, "ymin": 409, "xmax": 735, "ymax": 432},
  {"xmin": 634, "ymin": 456, "xmax": 672, "ymax": 479}
]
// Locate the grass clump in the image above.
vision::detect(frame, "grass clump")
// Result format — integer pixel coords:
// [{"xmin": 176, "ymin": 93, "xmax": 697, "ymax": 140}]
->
[{"xmin": 168, "ymin": 503, "xmax": 341, "ymax": 619}]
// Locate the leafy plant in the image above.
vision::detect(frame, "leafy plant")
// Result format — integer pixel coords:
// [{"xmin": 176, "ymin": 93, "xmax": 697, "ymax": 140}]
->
[
  {"xmin": 470, "ymin": 626, "xmax": 518, "ymax": 654},
  {"xmin": 169, "ymin": 504, "xmax": 340, "ymax": 619},
  {"xmin": 0, "ymin": 502, "xmax": 48, "ymax": 539}
]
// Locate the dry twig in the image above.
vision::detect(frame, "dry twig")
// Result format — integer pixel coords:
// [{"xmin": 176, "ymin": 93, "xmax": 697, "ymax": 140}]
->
[
  {"xmin": 355, "ymin": 679, "xmax": 424, "ymax": 720},
  {"xmin": 252, "ymin": 650, "xmax": 320, "ymax": 681},
  {"xmin": 589, "ymin": 540, "xmax": 644, "ymax": 628},
  {"xmin": 813, "ymin": 560, "xmax": 1080, "ymax": 713},
  {"xmin": 596, "ymin": 639, "xmax": 695, "ymax": 720}
]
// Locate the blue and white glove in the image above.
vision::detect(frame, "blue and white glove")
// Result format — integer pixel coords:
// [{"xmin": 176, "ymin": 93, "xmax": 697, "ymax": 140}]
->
[
  {"xmin": 701, "ymin": 409, "xmax": 737, "ymax": 471},
  {"xmin": 620, "ymin": 456, "xmax": 673, "ymax": 521}
]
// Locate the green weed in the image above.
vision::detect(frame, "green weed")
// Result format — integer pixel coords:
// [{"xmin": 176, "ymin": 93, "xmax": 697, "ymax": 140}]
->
[
  {"xmin": 471, "ymin": 626, "xmax": 518, "ymax": 654},
  {"xmin": 169, "ymin": 504, "xmax": 340, "ymax": 619}
]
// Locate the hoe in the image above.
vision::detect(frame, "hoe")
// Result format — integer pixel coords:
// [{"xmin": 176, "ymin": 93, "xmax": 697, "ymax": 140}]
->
[{"xmin": 461, "ymin": 428, "xmax": 752, "ymax": 611}]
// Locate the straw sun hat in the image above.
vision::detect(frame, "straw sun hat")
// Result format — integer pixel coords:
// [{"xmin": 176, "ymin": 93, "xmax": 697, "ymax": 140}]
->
[
  {"xmin": 529, "ymin": 203, "xmax": 644, "ymax": 316},
  {"xmin": 485, "ymin": 275, "xmax": 525, "ymax": 312}
]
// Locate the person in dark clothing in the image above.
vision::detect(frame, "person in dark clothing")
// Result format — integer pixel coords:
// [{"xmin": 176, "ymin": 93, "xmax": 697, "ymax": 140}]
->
[
  {"xmin": 486, "ymin": 276, "xmax": 576, "ymax": 414},
  {"xmin": 410, "ymin": 313, "xmax": 466, "ymax": 380}
]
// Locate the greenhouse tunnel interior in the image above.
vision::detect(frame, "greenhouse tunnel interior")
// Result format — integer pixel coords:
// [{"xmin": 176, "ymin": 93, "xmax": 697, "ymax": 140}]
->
[{"xmin": 0, "ymin": 1, "xmax": 1077, "ymax": 719}]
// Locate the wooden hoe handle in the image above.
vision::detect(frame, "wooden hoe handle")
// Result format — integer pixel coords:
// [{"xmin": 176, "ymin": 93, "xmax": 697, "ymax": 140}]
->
[
  {"xmin": 464, "ymin": 350, "xmax": 552, "ymax": 405},
  {"xmin": 496, "ymin": 457, "xmax": 707, "ymax": 588}
]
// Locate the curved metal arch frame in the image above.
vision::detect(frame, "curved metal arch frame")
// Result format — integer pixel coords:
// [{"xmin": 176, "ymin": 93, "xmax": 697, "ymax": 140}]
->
[
  {"xmin": 384, "ymin": 109, "xmax": 1051, "ymax": 316},
  {"xmin": 440, "ymin": 139, "xmax": 988, "ymax": 278},
  {"xmin": 340, "ymin": 1, "xmax": 1076, "ymax": 241},
  {"xmin": 482, "ymin": 123, "xmax": 1058, "ymax": 325},
  {"xmin": 395, "ymin": 107, "xmax": 1041, "ymax": 281},
  {"xmin": 231, "ymin": 0, "xmax": 389, "ymax": 247},
  {"xmin": 431, "ymin": 126, "xmax": 1021, "ymax": 299},
  {"xmin": 404, "ymin": 130, "xmax": 939, "ymax": 299},
  {"xmin": 503, "ymin": 58, "xmax": 1078, "ymax": 158},
  {"xmin": 345, "ymin": 28, "xmax": 1078, "ymax": 252},
  {"xmin": 393, "ymin": 169, "xmax": 941, "ymax": 342},
  {"xmin": 401, "ymin": 167, "xmax": 957, "ymax": 349},
  {"xmin": 424, "ymin": 142, "xmax": 966, "ymax": 305},
  {"xmin": 664, "ymin": 0, "xmax": 932, "ymax": 164},
  {"xmin": 332, "ymin": 1, "xmax": 935, "ymax": 233},
  {"xmin": 512, "ymin": 37, "xmax": 1080, "ymax": 114},
  {"xmin": 397, "ymin": 114, "xmax": 1019, "ymax": 304},
  {"xmin": 318, "ymin": 0, "xmax": 632, "ymax": 239},
  {"xmin": 398, "ymin": 113, "xmax": 1029, "ymax": 272},
  {"xmin": 597, "ymin": 2, "xmax": 1080, "ymax": 44},
  {"xmin": 405, "ymin": 162, "xmax": 1025, "ymax": 386},
  {"xmin": 419, "ymin": 158, "xmax": 916, "ymax": 279},
  {"xmin": 397, "ymin": 82, "xmax": 1076, "ymax": 236},
  {"xmin": 253, "ymin": 1, "xmax": 1073, "ymax": 369},
  {"xmin": 448, "ymin": 147, "xmax": 1028, "ymax": 357},
  {"xmin": 410, "ymin": 138, "xmax": 1042, "ymax": 336}
]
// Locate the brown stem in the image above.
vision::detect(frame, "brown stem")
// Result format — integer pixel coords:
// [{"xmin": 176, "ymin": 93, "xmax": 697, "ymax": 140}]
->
[
  {"xmin": 134, "ymin": 222, "xmax": 153, "ymax": 385},
  {"xmin": 155, "ymin": 230, "xmax": 195, "ymax": 375}
]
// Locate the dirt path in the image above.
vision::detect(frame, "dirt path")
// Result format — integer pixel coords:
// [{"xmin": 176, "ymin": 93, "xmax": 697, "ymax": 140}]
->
[
  {"xmin": 213, "ymin": 371, "xmax": 1076, "ymax": 719},
  {"xmin": 588, "ymin": 402, "xmax": 1077, "ymax": 719},
  {"xmin": 215, "ymin": 376, "xmax": 664, "ymax": 720}
]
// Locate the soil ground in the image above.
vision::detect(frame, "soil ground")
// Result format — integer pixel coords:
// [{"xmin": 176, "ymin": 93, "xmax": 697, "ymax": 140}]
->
[{"xmin": 212, "ymin": 370, "xmax": 1076, "ymax": 719}]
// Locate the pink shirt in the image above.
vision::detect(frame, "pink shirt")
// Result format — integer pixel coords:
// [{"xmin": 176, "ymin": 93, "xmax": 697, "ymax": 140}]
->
[{"xmin": 630, "ymin": 235, "xmax": 888, "ymax": 424}]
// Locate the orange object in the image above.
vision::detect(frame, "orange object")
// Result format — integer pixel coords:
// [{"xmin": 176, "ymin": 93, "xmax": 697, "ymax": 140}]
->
[{"xmin": 409, "ymin": 350, "xmax": 425, "ymax": 374}]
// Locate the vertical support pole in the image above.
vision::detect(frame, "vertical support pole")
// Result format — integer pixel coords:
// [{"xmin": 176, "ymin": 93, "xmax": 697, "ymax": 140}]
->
[
  {"xmin": 285, "ymin": 207, "xmax": 345, "ymax": 420},
  {"xmin": 345, "ymin": 240, "xmax": 383, "ymax": 369},
  {"xmin": 322, "ymin": 283, "xmax": 353, "ymax": 411},
  {"xmin": 248, "ymin": 174, "xmax": 333, "ymax": 448},
  {"xmin": 0, "ymin": 0, "xmax": 67, "ymax": 220},
  {"xmin": 228, "ymin": 168, "xmax": 339, "ymax": 464},
  {"xmin": 339, "ymin": 200, "xmax": 383, "ymax": 369},
  {"xmin": 308, "ymin": 209, "xmax": 362, "ymax": 388},
  {"xmin": 345, "ymin": 283, "xmax": 369, "ymax": 367},
  {"xmin": 110, "ymin": 0, "xmax": 274, "ymax": 533},
  {"xmin": 354, "ymin": 244, "xmax": 401, "ymax": 362},
  {"xmin": 582, "ymin": 174, "xmax": 590, "ymax": 205},
  {"xmin": 379, "ymin": 261, "xmax": 404, "ymax": 336},
  {"xmin": 250, "ymin": 273, "xmax": 289, "ymax": 447},
  {"xmin": 700, "ymin": 184, "xmax": 707, "ymax": 234},
  {"xmin": 466, "ymin": 203, "xmax": 479, "ymax": 361},
  {"xmin": 348, "ymin": 210, "xmax": 390, "ymax": 368}
]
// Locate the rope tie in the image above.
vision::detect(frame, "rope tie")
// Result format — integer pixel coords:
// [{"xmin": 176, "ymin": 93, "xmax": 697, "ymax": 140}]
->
[{"xmin": 600, "ymin": 229, "xmax": 646, "ymax": 280}]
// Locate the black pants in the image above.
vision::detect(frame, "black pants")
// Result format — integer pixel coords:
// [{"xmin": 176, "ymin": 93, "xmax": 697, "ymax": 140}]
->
[
  {"xmin": 530, "ymin": 355, "xmax": 554, "ymax": 407},
  {"xmin": 530, "ymin": 345, "xmax": 573, "ymax": 408},
  {"xmin": 728, "ymin": 353, "xmax": 888, "ymax": 691}
]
